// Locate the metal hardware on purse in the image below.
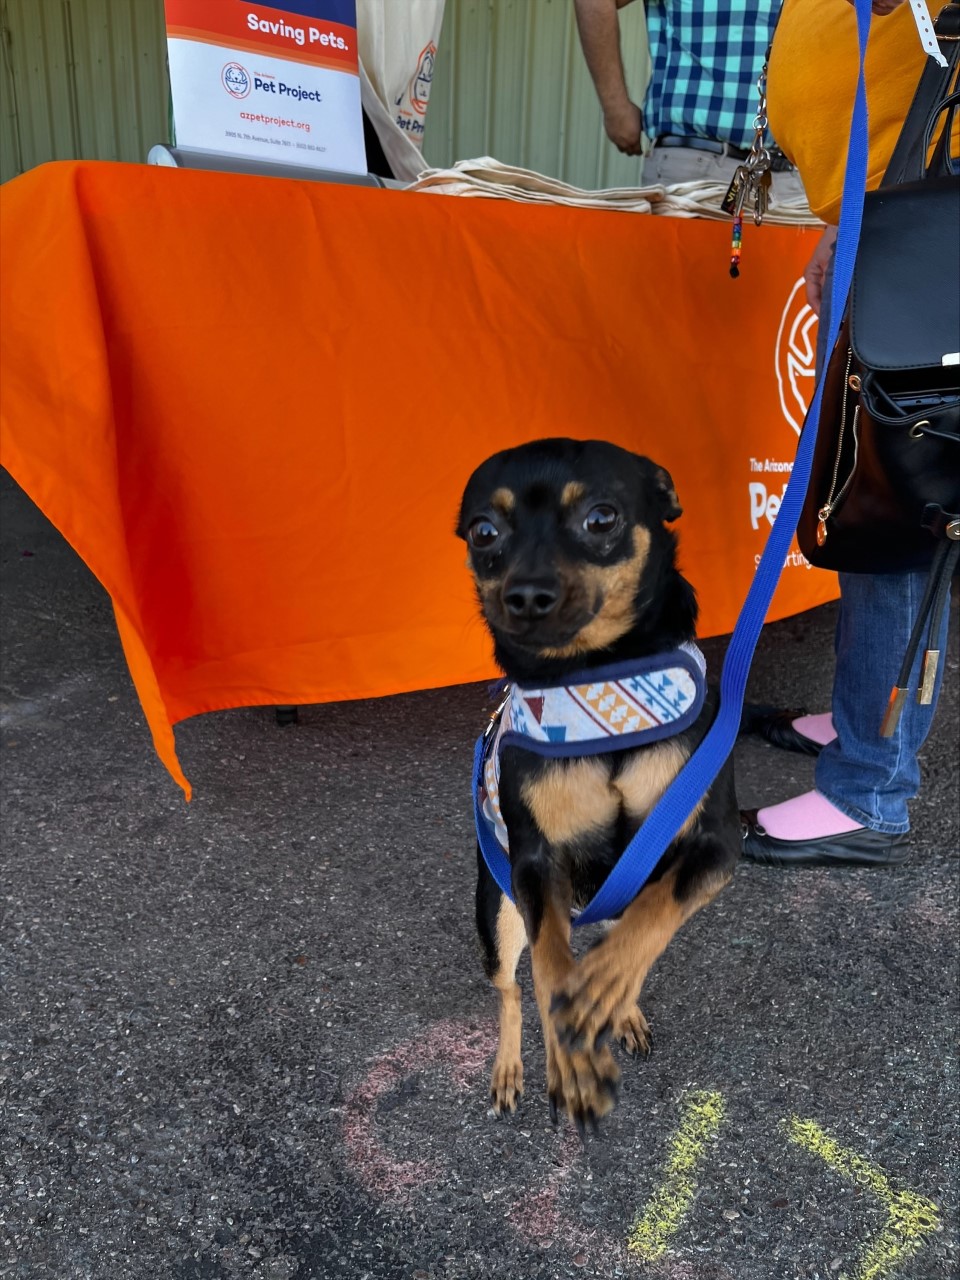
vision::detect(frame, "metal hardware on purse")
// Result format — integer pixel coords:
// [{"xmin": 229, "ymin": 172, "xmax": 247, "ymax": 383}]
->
[{"xmin": 815, "ymin": 349, "xmax": 862, "ymax": 547}]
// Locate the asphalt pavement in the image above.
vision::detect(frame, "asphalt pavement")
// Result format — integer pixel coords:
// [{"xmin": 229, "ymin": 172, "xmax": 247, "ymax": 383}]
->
[{"xmin": 1, "ymin": 470, "xmax": 958, "ymax": 1280}]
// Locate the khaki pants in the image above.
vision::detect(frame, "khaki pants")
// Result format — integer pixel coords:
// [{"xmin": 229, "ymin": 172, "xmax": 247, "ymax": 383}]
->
[{"xmin": 644, "ymin": 145, "xmax": 810, "ymax": 211}]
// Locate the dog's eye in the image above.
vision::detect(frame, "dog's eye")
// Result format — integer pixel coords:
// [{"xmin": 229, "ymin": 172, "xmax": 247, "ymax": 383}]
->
[
  {"xmin": 468, "ymin": 517, "xmax": 500, "ymax": 550},
  {"xmin": 583, "ymin": 504, "xmax": 619, "ymax": 535}
]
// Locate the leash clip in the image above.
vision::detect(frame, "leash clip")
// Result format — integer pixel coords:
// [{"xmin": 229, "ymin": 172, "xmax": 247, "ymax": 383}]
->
[{"xmin": 483, "ymin": 687, "xmax": 512, "ymax": 741}]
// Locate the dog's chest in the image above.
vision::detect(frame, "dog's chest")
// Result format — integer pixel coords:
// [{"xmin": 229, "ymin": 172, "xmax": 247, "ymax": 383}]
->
[
  {"xmin": 518, "ymin": 741, "xmax": 690, "ymax": 847},
  {"xmin": 477, "ymin": 646, "xmax": 706, "ymax": 859}
]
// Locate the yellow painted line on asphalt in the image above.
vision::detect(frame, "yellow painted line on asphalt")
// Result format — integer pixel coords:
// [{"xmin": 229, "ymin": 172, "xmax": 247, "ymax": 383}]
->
[
  {"xmin": 627, "ymin": 1088, "xmax": 725, "ymax": 1260},
  {"xmin": 785, "ymin": 1115, "xmax": 941, "ymax": 1280}
]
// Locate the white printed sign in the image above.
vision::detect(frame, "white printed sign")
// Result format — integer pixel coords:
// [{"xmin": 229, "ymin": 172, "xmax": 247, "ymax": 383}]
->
[{"xmin": 165, "ymin": 0, "xmax": 367, "ymax": 174}]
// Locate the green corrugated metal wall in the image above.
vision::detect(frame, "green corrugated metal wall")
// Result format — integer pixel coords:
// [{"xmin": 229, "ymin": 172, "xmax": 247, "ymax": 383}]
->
[
  {"xmin": 0, "ymin": 0, "xmax": 169, "ymax": 181},
  {"xmin": 427, "ymin": 0, "xmax": 649, "ymax": 189},
  {"xmin": 0, "ymin": 0, "xmax": 649, "ymax": 188}
]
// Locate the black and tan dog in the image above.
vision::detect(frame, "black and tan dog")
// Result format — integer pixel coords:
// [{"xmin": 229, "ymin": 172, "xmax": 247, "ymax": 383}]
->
[{"xmin": 457, "ymin": 437, "xmax": 739, "ymax": 1133}]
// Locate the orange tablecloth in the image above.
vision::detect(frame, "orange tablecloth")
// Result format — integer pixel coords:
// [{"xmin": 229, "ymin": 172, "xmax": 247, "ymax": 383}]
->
[{"xmin": 0, "ymin": 161, "xmax": 835, "ymax": 796}]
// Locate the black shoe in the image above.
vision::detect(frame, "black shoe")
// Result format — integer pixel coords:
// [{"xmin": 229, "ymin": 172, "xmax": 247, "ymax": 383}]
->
[
  {"xmin": 740, "ymin": 809, "xmax": 910, "ymax": 867},
  {"xmin": 739, "ymin": 703, "xmax": 825, "ymax": 756}
]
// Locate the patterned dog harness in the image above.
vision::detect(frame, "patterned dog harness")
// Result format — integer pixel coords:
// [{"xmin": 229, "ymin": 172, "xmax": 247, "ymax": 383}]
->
[{"xmin": 473, "ymin": 643, "xmax": 708, "ymax": 887}]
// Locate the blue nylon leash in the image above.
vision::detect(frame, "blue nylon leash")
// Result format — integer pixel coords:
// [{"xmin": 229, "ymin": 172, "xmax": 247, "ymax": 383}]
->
[{"xmin": 475, "ymin": 0, "xmax": 874, "ymax": 923}]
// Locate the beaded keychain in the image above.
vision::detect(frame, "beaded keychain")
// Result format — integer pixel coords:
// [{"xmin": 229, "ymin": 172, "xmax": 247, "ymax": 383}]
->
[
  {"xmin": 729, "ymin": 212, "xmax": 744, "ymax": 278},
  {"xmin": 721, "ymin": 58, "xmax": 773, "ymax": 277}
]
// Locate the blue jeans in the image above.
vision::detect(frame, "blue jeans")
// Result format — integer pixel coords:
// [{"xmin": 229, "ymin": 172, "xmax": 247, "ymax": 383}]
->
[{"xmin": 811, "ymin": 248, "xmax": 951, "ymax": 833}]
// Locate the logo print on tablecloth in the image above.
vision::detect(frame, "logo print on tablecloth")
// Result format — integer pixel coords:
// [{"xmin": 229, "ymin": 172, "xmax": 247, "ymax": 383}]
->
[{"xmin": 775, "ymin": 277, "xmax": 819, "ymax": 438}]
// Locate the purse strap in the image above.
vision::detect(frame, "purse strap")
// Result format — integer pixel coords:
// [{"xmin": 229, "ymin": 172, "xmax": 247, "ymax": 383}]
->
[
  {"xmin": 924, "ymin": 85, "xmax": 960, "ymax": 174},
  {"xmin": 882, "ymin": 2, "xmax": 960, "ymax": 186}
]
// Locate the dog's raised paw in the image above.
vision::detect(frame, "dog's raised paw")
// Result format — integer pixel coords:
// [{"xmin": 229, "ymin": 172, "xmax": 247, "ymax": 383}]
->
[
  {"xmin": 551, "ymin": 940, "xmax": 634, "ymax": 1057},
  {"xmin": 551, "ymin": 1040, "xmax": 620, "ymax": 1136}
]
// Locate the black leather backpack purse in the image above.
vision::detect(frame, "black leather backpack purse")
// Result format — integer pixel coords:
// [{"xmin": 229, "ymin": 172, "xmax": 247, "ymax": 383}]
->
[{"xmin": 797, "ymin": 4, "xmax": 959, "ymax": 733}]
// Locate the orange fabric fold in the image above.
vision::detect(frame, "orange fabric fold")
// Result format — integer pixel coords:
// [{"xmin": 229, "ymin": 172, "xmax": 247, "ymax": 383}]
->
[{"xmin": 0, "ymin": 161, "xmax": 835, "ymax": 796}]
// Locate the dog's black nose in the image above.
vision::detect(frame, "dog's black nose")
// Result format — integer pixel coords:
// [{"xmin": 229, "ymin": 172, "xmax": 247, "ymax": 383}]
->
[{"xmin": 503, "ymin": 579, "xmax": 559, "ymax": 619}]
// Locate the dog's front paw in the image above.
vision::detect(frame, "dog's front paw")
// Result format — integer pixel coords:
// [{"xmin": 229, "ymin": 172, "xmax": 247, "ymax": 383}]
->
[
  {"xmin": 489, "ymin": 1054, "xmax": 524, "ymax": 1114},
  {"xmin": 546, "ymin": 1038, "xmax": 619, "ymax": 1137}
]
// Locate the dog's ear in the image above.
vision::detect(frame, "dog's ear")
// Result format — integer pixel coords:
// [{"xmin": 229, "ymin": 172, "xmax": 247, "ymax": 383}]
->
[{"xmin": 654, "ymin": 466, "xmax": 682, "ymax": 522}]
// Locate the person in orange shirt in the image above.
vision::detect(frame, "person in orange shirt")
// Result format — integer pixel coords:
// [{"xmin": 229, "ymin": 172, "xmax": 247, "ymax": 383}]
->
[{"xmin": 742, "ymin": 0, "xmax": 958, "ymax": 866}]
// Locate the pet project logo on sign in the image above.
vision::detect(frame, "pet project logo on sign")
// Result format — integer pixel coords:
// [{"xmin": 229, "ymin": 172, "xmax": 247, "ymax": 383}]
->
[
  {"xmin": 222, "ymin": 62, "xmax": 251, "ymax": 98},
  {"xmin": 245, "ymin": 73, "xmax": 323, "ymax": 104},
  {"xmin": 221, "ymin": 64, "xmax": 323, "ymax": 107}
]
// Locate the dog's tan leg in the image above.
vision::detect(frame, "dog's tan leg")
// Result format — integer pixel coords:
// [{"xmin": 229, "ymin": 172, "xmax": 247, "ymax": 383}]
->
[
  {"xmin": 489, "ymin": 896, "xmax": 528, "ymax": 1113},
  {"xmin": 552, "ymin": 864, "xmax": 732, "ymax": 1057},
  {"xmin": 529, "ymin": 896, "xmax": 619, "ymax": 1132}
]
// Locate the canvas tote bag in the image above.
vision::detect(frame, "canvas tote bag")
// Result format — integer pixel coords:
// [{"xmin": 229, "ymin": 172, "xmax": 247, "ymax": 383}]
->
[{"xmin": 357, "ymin": 0, "xmax": 446, "ymax": 183}]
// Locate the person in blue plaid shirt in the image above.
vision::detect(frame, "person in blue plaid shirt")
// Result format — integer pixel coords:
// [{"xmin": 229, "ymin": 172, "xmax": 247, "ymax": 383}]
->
[{"xmin": 573, "ymin": 0, "xmax": 807, "ymax": 205}]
